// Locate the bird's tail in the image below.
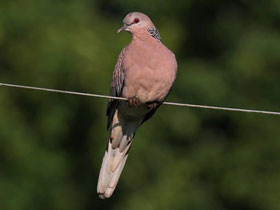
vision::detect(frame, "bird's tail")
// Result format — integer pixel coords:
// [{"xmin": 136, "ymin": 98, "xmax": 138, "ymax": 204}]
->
[{"xmin": 97, "ymin": 110, "xmax": 139, "ymax": 199}]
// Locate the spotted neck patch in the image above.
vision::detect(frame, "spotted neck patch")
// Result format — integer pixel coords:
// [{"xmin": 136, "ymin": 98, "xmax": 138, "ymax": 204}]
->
[{"xmin": 147, "ymin": 27, "xmax": 161, "ymax": 41}]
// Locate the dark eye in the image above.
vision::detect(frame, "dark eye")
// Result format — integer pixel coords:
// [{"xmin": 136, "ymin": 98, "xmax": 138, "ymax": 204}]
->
[{"xmin": 133, "ymin": 18, "xmax": 140, "ymax": 23}]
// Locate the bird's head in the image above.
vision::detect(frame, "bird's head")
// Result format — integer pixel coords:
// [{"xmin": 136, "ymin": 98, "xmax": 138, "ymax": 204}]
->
[{"xmin": 117, "ymin": 12, "xmax": 155, "ymax": 34}]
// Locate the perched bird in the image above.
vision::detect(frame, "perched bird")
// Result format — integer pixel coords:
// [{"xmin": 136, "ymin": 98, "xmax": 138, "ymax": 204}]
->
[{"xmin": 97, "ymin": 12, "xmax": 177, "ymax": 199}]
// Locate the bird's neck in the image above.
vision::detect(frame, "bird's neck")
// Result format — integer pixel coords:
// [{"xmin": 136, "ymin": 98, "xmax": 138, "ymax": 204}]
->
[{"xmin": 131, "ymin": 28, "xmax": 161, "ymax": 44}]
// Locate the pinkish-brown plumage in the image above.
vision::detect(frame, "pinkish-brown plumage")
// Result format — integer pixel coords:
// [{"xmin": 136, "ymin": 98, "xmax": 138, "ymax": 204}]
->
[{"xmin": 97, "ymin": 12, "xmax": 177, "ymax": 199}]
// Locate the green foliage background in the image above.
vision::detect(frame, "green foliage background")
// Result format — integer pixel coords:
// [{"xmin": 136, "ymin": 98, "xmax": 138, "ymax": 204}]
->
[{"xmin": 0, "ymin": 0, "xmax": 280, "ymax": 209}]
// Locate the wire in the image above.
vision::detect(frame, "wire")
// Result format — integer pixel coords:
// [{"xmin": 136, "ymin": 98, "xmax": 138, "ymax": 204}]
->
[
  {"xmin": 0, "ymin": 82, "xmax": 126, "ymax": 100},
  {"xmin": 0, "ymin": 82, "xmax": 279, "ymax": 116}
]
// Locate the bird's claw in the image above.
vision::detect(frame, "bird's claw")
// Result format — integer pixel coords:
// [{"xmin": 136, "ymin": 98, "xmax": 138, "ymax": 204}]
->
[
  {"xmin": 147, "ymin": 102, "xmax": 157, "ymax": 109},
  {"xmin": 128, "ymin": 96, "xmax": 141, "ymax": 107}
]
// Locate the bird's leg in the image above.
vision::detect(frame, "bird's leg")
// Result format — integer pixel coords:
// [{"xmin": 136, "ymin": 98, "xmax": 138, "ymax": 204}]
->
[
  {"xmin": 146, "ymin": 101, "xmax": 159, "ymax": 110},
  {"xmin": 128, "ymin": 96, "xmax": 141, "ymax": 108},
  {"xmin": 147, "ymin": 102, "xmax": 157, "ymax": 109}
]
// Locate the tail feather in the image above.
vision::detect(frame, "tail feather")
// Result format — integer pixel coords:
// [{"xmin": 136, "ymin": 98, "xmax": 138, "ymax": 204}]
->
[
  {"xmin": 97, "ymin": 110, "xmax": 138, "ymax": 199},
  {"xmin": 97, "ymin": 140, "xmax": 131, "ymax": 199}
]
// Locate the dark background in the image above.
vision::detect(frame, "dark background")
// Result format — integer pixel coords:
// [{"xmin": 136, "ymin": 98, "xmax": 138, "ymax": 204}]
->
[{"xmin": 0, "ymin": 0, "xmax": 280, "ymax": 209}]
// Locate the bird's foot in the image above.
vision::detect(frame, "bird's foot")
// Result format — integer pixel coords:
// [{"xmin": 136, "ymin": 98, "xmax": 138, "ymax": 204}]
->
[
  {"xmin": 147, "ymin": 102, "xmax": 157, "ymax": 109},
  {"xmin": 128, "ymin": 96, "xmax": 141, "ymax": 108},
  {"xmin": 146, "ymin": 101, "xmax": 160, "ymax": 110}
]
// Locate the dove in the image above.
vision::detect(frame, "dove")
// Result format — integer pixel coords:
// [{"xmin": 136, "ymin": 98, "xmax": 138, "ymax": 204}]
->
[{"xmin": 97, "ymin": 12, "xmax": 177, "ymax": 199}]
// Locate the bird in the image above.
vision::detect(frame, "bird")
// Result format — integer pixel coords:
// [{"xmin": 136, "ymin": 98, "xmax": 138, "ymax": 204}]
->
[{"xmin": 97, "ymin": 12, "xmax": 177, "ymax": 199}]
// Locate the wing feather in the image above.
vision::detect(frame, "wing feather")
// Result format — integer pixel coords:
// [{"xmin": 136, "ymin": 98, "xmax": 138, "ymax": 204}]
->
[{"xmin": 107, "ymin": 48, "xmax": 126, "ymax": 129}]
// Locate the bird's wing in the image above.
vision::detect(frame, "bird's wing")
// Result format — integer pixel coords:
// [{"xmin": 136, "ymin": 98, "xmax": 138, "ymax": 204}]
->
[{"xmin": 106, "ymin": 48, "xmax": 126, "ymax": 129}]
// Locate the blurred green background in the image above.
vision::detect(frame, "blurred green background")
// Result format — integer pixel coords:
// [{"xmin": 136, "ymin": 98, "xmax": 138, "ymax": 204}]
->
[{"xmin": 0, "ymin": 0, "xmax": 280, "ymax": 209}]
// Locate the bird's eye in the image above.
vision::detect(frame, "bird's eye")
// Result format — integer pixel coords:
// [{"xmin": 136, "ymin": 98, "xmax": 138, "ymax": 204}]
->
[{"xmin": 133, "ymin": 18, "xmax": 140, "ymax": 24}]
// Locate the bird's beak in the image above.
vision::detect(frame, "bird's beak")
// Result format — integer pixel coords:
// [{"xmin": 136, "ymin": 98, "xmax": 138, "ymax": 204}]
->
[
  {"xmin": 117, "ymin": 23, "xmax": 130, "ymax": 33},
  {"xmin": 117, "ymin": 25, "xmax": 126, "ymax": 33}
]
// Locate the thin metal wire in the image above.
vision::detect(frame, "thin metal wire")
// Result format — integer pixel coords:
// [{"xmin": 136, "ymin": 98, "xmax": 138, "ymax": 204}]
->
[
  {"xmin": 0, "ymin": 82, "xmax": 127, "ymax": 100},
  {"xmin": 0, "ymin": 82, "xmax": 279, "ymax": 116}
]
